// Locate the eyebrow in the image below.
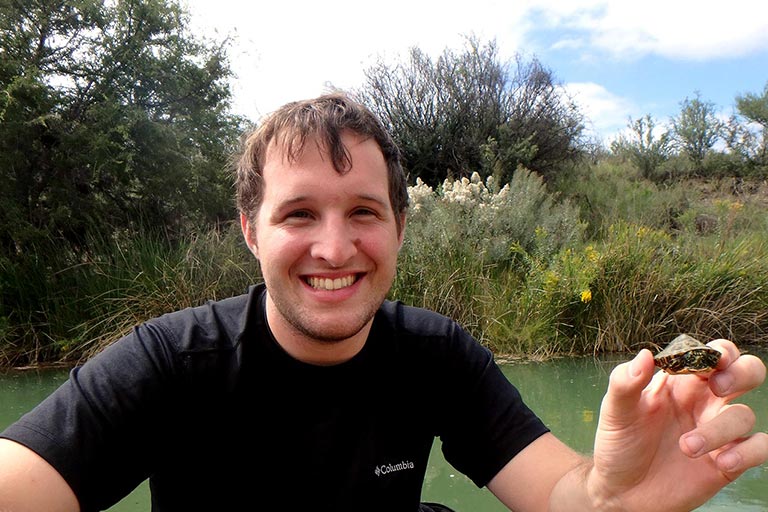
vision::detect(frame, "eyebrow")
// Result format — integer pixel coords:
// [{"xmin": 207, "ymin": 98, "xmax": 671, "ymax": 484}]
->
[{"xmin": 356, "ymin": 194, "xmax": 390, "ymax": 210}]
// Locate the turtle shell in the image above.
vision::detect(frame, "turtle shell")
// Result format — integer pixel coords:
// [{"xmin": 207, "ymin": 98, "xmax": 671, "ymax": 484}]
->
[{"xmin": 653, "ymin": 334, "xmax": 721, "ymax": 374}]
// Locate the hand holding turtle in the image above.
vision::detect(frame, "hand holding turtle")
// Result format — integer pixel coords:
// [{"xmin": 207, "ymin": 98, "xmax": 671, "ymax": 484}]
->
[{"xmin": 585, "ymin": 339, "xmax": 768, "ymax": 511}]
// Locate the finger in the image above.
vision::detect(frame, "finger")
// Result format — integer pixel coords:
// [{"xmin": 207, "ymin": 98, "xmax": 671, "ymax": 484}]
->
[
  {"xmin": 706, "ymin": 339, "xmax": 740, "ymax": 369},
  {"xmin": 707, "ymin": 345, "xmax": 766, "ymax": 399},
  {"xmin": 601, "ymin": 349, "xmax": 655, "ymax": 426},
  {"xmin": 679, "ymin": 403, "xmax": 756, "ymax": 458},
  {"xmin": 715, "ymin": 431, "xmax": 768, "ymax": 477}
]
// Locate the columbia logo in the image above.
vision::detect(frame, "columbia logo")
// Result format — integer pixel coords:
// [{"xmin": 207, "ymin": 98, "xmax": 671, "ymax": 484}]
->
[{"xmin": 374, "ymin": 460, "xmax": 415, "ymax": 477}]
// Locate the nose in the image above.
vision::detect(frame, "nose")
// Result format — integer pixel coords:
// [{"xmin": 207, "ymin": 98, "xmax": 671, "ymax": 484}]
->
[{"xmin": 310, "ymin": 217, "xmax": 359, "ymax": 267}]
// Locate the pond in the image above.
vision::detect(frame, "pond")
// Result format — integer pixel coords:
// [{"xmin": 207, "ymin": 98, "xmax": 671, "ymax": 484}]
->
[{"xmin": 1, "ymin": 351, "xmax": 766, "ymax": 511}]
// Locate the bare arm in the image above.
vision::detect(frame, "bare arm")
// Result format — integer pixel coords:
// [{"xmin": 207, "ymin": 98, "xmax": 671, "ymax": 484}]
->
[
  {"xmin": 487, "ymin": 432, "xmax": 589, "ymax": 512},
  {"xmin": 0, "ymin": 439, "xmax": 80, "ymax": 512}
]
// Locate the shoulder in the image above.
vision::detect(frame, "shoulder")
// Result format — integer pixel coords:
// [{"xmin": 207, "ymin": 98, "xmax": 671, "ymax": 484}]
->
[
  {"xmin": 375, "ymin": 300, "xmax": 492, "ymax": 363},
  {"xmin": 145, "ymin": 286, "xmax": 256, "ymax": 354},
  {"xmin": 87, "ymin": 285, "xmax": 263, "ymax": 381},
  {"xmin": 377, "ymin": 299, "xmax": 461, "ymax": 337}
]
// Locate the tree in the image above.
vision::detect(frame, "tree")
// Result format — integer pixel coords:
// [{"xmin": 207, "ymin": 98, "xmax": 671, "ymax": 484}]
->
[
  {"xmin": 0, "ymin": 0, "xmax": 243, "ymax": 256},
  {"xmin": 610, "ymin": 114, "xmax": 672, "ymax": 180},
  {"xmin": 356, "ymin": 36, "xmax": 585, "ymax": 184},
  {"xmin": 733, "ymin": 82, "xmax": 768, "ymax": 166},
  {"xmin": 737, "ymin": 82, "xmax": 768, "ymax": 128},
  {"xmin": 670, "ymin": 92, "xmax": 722, "ymax": 172}
]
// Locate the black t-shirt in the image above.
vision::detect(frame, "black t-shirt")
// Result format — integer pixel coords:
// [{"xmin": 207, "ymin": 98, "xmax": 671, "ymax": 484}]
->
[{"xmin": 1, "ymin": 284, "xmax": 548, "ymax": 512}]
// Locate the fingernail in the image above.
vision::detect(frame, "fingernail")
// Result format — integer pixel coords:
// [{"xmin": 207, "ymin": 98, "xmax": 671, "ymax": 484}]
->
[
  {"xmin": 683, "ymin": 434, "xmax": 705, "ymax": 456},
  {"xmin": 718, "ymin": 451, "xmax": 741, "ymax": 472},
  {"xmin": 712, "ymin": 373, "xmax": 733, "ymax": 395}
]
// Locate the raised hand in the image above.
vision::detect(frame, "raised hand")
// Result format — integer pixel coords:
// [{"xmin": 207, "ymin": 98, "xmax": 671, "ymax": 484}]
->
[{"xmin": 589, "ymin": 340, "xmax": 768, "ymax": 511}]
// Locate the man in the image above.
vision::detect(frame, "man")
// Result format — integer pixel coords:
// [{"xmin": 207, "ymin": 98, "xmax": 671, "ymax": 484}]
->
[{"xmin": 0, "ymin": 93, "xmax": 766, "ymax": 512}]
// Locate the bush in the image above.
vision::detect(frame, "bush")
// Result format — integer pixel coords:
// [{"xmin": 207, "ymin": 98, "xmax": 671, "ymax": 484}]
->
[
  {"xmin": 490, "ymin": 222, "xmax": 768, "ymax": 356},
  {"xmin": 557, "ymin": 160, "xmax": 689, "ymax": 239},
  {"xmin": 392, "ymin": 168, "xmax": 585, "ymax": 345},
  {"xmin": 357, "ymin": 36, "xmax": 586, "ymax": 184},
  {"xmin": 0, "ymin": 223, "xmax": 259, "ymax": 365},
  {"xmin": 4, "ymin": 159, "xmax": 768, "ymax": 366}
]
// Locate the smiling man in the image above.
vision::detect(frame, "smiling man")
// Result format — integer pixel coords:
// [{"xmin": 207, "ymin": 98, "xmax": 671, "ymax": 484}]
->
[
  {"xmin": 0, "ymin": 93, "xmax": 766, "ymax": 512},
  {"xmin": 241, "ymin": 129, "xmax": 405, "ymax": 364}
]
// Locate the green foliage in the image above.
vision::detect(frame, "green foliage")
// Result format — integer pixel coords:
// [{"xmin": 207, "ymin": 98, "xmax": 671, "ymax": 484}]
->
[
  {"xmin": 357, "ymin": 35, "xmax": 586, "ymax": 184},
  {"xmin": 586, "ymin": 224, "xmax": 768, "ymax": 353},
  {"xmin": 4, "ymin": 159, "xmax": 768, "ymax": 364},
  {"xmin": 480, "ymin": 161, "xmax": 768, "ymax": 356},
  {"xmin": 0, "ymin": 0, "xmax": 246, "ymax": 365},
  {"xmin": 507, "ymin": 242, "xmax": 602, "ymax": 356},
  {"xmin": 70, "ymin": 224, "xmax": 260, "ymax": 361},
  {"xmin": 556, "ymin": 160, "xmax": 689, "ymax": 239},
  {"xmin": 731, "ymin": 82, "xmax": 768, "ymax": 168},
  {"xmin": 490, "ymin": 220, "xmax": 768, "ymax": 357},
  {"xmin": 0, "ymin": 223, "xmax": 259, "ymax": 366},
  {"xmin": 5, "ymin": 23, "xmax": 768, "ymax": 364},
  {"xmin": 0, "ymin": 0, "xmax": 243, "ymax": 257},
  {"xmin": 391, "ymin": 169, "xmax": 585, "ymax": 344},
  {"xmin": 671, "ymin": 92, "xmax": 723, "ymax": 173},
  {"xmin": 736, "ymin": 82, "xmax": 768, "ymax": 128},
  {"xmin": 610, "ymin": 114, "xmax": 672, "ymax": 180}
]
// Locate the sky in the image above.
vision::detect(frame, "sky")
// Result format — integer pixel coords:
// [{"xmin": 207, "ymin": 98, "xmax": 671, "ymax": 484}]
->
[{"xmin": 184, "ymin": 0, "xmax": 768, "ymax": 143}]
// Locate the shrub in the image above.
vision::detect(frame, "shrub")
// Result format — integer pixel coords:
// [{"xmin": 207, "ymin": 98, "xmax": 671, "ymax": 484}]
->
[
  {"xmin": 0, "ymin": 223, "xmax": 259, "ymax": 365},
  {"xmin": 393, "ymin": 168, "xmax": 585, "ymax": 345},
  {"xmin": 559, "ymin": 160, "xmax": 689, "ymax": 239},
  {"xmin": 488, "ymin": 221, "xmax": 768, "ymax": 356}
]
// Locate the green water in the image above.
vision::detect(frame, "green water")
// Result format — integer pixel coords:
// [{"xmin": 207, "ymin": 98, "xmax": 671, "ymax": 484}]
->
[{"xmin": 2, "ymin": 353, "xmax": 766, "ymax": 511}]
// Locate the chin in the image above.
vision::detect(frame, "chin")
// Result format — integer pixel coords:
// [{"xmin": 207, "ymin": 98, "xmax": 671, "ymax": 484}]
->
[
  {"xmin": 298, "ymin": 325, "xmax": 367, "ymax": 344},
  {"xmin": 292, "ymin": 313, "xmax": 374, "ymax": 343}
]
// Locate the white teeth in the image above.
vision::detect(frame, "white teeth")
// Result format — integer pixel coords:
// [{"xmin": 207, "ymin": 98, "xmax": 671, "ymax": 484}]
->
[{"xmin": 307, "ymin": 275, "xmax": 356, "ymax": 291}]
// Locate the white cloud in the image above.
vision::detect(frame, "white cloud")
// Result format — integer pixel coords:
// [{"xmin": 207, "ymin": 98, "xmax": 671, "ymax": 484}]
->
[
  {"xmin": 181, "ymin": 0, "xmax": 767, "ymax": 142},
  {"xmin": 563, "ymin": 82, "xmax": 635, "ymax": 142},
  {"xmin": 527, "ymin": 0, "xmax": 768, "ymax": 60},
  {"xmin": 184, "ymin": 0, "xmax": 532, "ymax": 120}
]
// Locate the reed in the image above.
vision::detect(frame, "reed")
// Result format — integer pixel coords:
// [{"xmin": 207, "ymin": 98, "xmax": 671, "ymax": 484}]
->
[
  {"xmin": 2, "ymin": 164, "xmax": 768, "ymax": 366},
  {"xmin": 0, "ymin": 224, "xmax": 259, "ymax": 365}
]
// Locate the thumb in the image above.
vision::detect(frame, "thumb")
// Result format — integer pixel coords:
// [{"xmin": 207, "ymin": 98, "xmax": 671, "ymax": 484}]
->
[{"xmin": 600, "ymin": 349, "xmax": 656, "ymax": 427}]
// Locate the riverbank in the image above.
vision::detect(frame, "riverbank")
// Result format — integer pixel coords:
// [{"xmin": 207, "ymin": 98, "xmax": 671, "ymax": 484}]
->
[{"xmin": 2, "ymin": 170, "xmax": 767, "ymax": 368}]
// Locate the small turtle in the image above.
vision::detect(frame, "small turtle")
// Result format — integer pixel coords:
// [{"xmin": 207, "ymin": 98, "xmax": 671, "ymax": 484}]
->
[{"xmin": 653, "ymin": 334, "xmax": 721, "ymax": 375}]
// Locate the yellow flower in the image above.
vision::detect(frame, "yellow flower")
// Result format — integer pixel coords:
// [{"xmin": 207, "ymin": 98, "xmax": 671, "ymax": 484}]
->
[
  {"xmin": 584, "ymin": 245, "xmax": 599, "ymax": 262},
  {"xmin": 580, "ymin": 289, "xmax": 592, "ymax": 303},
  {"xmin": 544, "ymin": 271, "xmax": 560, "ymax": 288}
]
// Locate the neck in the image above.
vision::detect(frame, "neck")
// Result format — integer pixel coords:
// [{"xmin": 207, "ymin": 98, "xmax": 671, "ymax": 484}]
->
[{"xmin": 264, "ymin": 295, "xmax": 371, "ymax": 366}]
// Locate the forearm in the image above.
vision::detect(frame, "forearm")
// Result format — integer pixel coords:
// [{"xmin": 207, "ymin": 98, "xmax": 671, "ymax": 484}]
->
[{"xmin": 489, "ymin": 434, "xmax": 597, "ymax": 511}]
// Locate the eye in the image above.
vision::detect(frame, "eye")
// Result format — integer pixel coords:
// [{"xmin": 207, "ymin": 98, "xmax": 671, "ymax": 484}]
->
[
  {"xmin": 287, "ymin": 210, "xmax": 313, "ymax": 219},
  {"xmin": 353, "ymin": 207, "xmax": 377, "ymax": 216},
  {"xmin": 281, "ymin": 210, "xmax": 315, "ymax": 224}
]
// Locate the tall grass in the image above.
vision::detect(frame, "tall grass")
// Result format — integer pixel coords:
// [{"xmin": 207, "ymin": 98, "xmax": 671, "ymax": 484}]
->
[
  {"xmin": 0, "ymin": 224, "xmax": 259, "ymax": 366},
  {"xmin": 514, "ymin": 223, "xmax": 768, "ymax": 357},
  {"xmin": 394, "ymin": 166, "xmax": 768, "ymax": 357},
  {"xmin": 72, "ymin": 225, "xmax": 261, "ymax": 361},
  {"xmin": 2, "ymin": 162, "xmax": 768, "ymax": 366}
]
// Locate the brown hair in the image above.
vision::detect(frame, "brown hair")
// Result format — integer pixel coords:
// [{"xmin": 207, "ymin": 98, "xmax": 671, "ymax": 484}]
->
[{"xmin": 235, "ymin": 93, "xmax": 408, "ymax": 232}]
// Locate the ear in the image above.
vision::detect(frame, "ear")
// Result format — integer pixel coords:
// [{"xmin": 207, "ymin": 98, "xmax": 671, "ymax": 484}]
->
[
  {"xmin": 397, "ymin": 212, "xmax": 407, "ymax": 250},
  {"xmin": 240, "ymin": 212, "xmax": 259, "ymax": 259}
]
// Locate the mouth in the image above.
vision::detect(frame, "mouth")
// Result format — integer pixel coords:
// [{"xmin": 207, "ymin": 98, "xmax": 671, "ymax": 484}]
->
[{"xmin": 304, "ymin": 274, "xmax": 360, "ymax": 291}]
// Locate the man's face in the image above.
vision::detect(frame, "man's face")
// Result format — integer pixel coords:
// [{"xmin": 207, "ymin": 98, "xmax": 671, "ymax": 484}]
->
[{"xmin": 242, "ymin": 131, "xmax": 405, "ymax": 361}]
